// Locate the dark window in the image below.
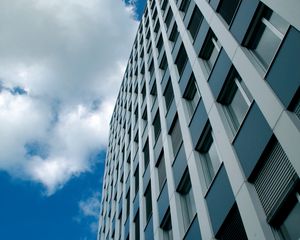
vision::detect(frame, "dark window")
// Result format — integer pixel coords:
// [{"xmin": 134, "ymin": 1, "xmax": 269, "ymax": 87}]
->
[
  {"xmin": 179, "ymin": 0, "xmax": 191, "ymax": 15},
  {"xmin": 217, "ymin": 0, "xmax": 241, "ymax": 25},
  {"xmin": 141, "ymin": 83, "xmax": 146, "ymax": 103},
  {"xmin": 161, "ymin": 209, "xmax": 173, "ymax": 240},
  {"xmin": 144, "ymin": 184, "xmax": 153, "ymax": 223},
  {"xmin": 170, "ymin": 117, "xmax": 183, "ymax": 157},
  {"xmin": 175, "ymin": 44, "xmax": 188, "ymax": 76},
  {"xmin": 177, "ymin": 170, "xmax": 196, "ymax": 232},
  {"xmin": 126, "ymin": 189, "xmax": 130, "ymax": 219},
  {"xmin": 218, "ymin": 68, "xmax": 253, "ymax": 135},
  {"xmin": 199, "ymin": 29, "xmax": 221, "ymax": 73},
  {"xmin": 150, "ymin": 83, "xmax": 157, "ymax": 107},
  {"xmin": 188, "ymin": 6, "xmax": 203, "ymax": 40},
  {"xmin": 156, "ymin": 35, "xmax": 164, "ymax": 54},
  {"xmin": 216, "ymin": 204, "xmax": 248, "ymax": 240},
  {"xmin": 169, "ymin": 23, "xmax": 179, "ymax": 42},
  {"xmin": 134, "ymin": 211, "xmax": 140, "ymax": 240},
  {"xmin": 134, "ymin": 166, "xmax": 139, "ymax": 195},
  {"xmin": 143, "ymin": 140, "xmax": 150, "ymax": 171},
  {"xmin": 157, "ymin": 152, "xmax": 166, "ymax": 192},
  {"xmin": 149, "ymin": 60, "xmax": 155, "ymax": 78},
  {"xmin": 244, "ymin": 4, "xmax": 289, "ymax": 70},
  {"xmin": 153, "ymin": 111, "xmax": 161, "ymax": 141},
  {"xmin": 250, "ymin": 138, "xmax": 298, "ymax": 226},
  {"xmin": 165, "ymin": 8, "xmax": 173, "ymax": 29},
  {"xmin": 183, "ymin": 73, "xmax": 201, "ymax": 118},
  {"xmin": 164, "ymin": 80, "xmax": 174, "ymax": 112},
  {"xmin": 196, "ymin": 124, "xmax": 221, "ymax": 187},
  {"xmin": 161, "ymin": 0, "xmax": 168, "ymax": 11}
]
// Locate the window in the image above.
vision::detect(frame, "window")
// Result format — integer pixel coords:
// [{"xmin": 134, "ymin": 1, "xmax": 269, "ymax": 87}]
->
[
  {"xmin": 157, "ymin": 35, "xmax": 164, "ymax": 54},
  {"xmin": 134, "ymin": 166, "xmax": 139, "ymax": 196},
  {"xmin": 165, "ymin": 8, "xmax": 173, "ymax": 29},
  {"xmin": 249, "ymin": 138, "xmax": 299, "ymax": 239},
  {"xmin": 126, "ymin": 189, "xmax": 130, "ymax": 219},
  {"xmin": 218, "ymin": 68, "xmax": 253, "ymax": 135},
  {"xmin": 134, "ymin": 211, "xmax": 140, "ymax": 240},
  {"xmin": 142, "ymin": 107, "xmax": 147, "ymax": 133},
  {"xmin": 183, "ymin": 73, "xmax": 201, "ymax": 118},
  {"xmin": 134, "ymin": 106, "xmax": 138, "ymax": 127},
  {"xmin": 175, "ymin": 44, "xmax": 188, "ymax": 77},
  {"xmin": 150, "ymin": 83, "xmax": 157, "ymax": 107},
  {"xmin": 143, "ymin": 140, "xmax": 150, "ymax": 171},
  {"xmin": 159, "ymin": 53, "xmax": 168, "ymax": 78},
  {"xmin": 179, "ymin": 0, "xmax": 191, "ymax": 15},
  {"xmin": 188, "ymin": 6, "xmax": 203, "ymax": 40},
  {"xmin": 153, "ymin": 111, "xmax": 161, "ymax": 142},
  {"xmin": 177, "ymin": 170, "xmax": 196, "ymax": 233},
  {"xmin": 170, "ymin": 117, "xmax": 183, "ymax": 157},
  {"xmin": 199, "ymin": 29, "xmax": 221, "ymax": 73},
  {"xmin": 149, "ymin": 60, "xmax": 154, "ymax": 78},
  {"xmin": 152, "ymin": 8, "xmax": 157, "ymax": 21},
  {"xmin": 216, "ymin": 204, "xmax": 248, "ymax": 240},
  {"xmin": 161, "ymin": 209, "xmax": 173, "ymax": 240},
  {"xmin": 169, "ymin": 23, "xmax": 179, "ymax": 43},
  {"xmin": 293, "ymin": 96, "xmax": 300, "ymax": 120},
  {"xmin": 144, "ymin": 184, "xmax": 153, "ymax": 223},
  {"xmin": 156, "ymin": 152, "xmax": 166, "ymax": 192},
  {"xmin": 161, "ymin": 0, "xmax": 168, "ymax": 11},
  {"xmin": 245, "ymin": 4, "xmax": 289, "ymax": 70},
  {"xmin": 196, "ymin": 125, "xmax": 221, "ymax": 187},
  {"xmin": 277, "ymin": 190, "xmax": 300, "ymax": 240},
  {"xmin": 141, "ymin": 83, "xmax": 146, "ymax": 102},
  {"xmin": 164, "ymin": 80, "xmax": 174, "ymax": 112},
  {"xmin": 217, "ymin": 0, "xmax": 241, "ymax": 25}
]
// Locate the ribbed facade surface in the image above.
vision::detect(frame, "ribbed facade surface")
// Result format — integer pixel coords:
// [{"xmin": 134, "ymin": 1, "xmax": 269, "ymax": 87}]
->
[{"xmin": 98, "ymin": 0, "xmax": 300, "ymax": 239}]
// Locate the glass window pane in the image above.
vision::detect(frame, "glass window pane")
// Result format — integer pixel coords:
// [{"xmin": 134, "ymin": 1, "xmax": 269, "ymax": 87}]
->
[
  {"xmin": 228, "ymin": 86, "xmax": 249, "ymax": 127},
  {"xmin": 279, "ymin": 200, "xmax": 300, "ymax": 240},
  {"xmin": 208, "ymin": 141, "xmax": 220, "ymax": 175},
  {"xmin": 170, "ymin": 118, "xmax": 182, "ymax": 156},
  {"xmin": 253, "ymin": 25, "xmax": 281, "ymax": 69},
  {"xmin": 157, "ymin": 155, "xmax": 166, "ymax": 191},
  {"xmin": 207, "ymin": 41, "xmax": 219, "ymax": 70}
]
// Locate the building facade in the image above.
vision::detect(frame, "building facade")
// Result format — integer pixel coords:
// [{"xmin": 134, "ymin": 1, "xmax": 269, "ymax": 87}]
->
[{"xmin": 98, "ymin": 0, "xmax": 300, "ymax": 239}]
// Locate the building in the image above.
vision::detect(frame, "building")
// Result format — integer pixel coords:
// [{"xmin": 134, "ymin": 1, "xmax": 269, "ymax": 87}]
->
[{"xmin": 98, "ymin": 0, "xmax": 300, "ymax": 239}]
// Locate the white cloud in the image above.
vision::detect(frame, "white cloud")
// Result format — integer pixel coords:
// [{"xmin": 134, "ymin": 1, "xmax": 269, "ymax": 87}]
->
[
  {"xmin": 0, "ymin": 0, "xmax": 138, "ymax": 194},
  {"xmin": 78, "ymin": 192, "xmax": 102, "ymax": 233}
]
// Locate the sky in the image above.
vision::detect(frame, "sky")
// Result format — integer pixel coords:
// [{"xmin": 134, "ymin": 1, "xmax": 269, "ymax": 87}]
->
[{"xmin": 0, "ymin": 0, "xmax": 145, "ymax": 239}]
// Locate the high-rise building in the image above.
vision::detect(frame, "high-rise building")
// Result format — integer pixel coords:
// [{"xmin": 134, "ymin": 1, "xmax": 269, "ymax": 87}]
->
[{"xmin": 98, "ymin": 0, "xmax": 300, "ymax": 239}]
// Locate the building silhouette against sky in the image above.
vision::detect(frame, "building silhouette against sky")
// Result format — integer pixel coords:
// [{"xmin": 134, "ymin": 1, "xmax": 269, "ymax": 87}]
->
[{"xmin": 98, "ymin": 0, "xmax": 300, "ymax": 239}]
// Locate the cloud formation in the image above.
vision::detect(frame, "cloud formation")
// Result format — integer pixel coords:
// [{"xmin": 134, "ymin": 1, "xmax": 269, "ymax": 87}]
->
[
  {"xmin": 77, "ymin": 191, "xmax": 102, "ymax": 234},
  {"xmin": 0, "ymin": 0, "xmax": 138, "ymax": 194}
]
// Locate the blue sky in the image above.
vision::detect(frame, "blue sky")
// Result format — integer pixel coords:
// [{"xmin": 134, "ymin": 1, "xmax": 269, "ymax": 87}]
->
[{"xmin": 0, "ymin": 0, "xmax": 145, "ymax": 239}]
